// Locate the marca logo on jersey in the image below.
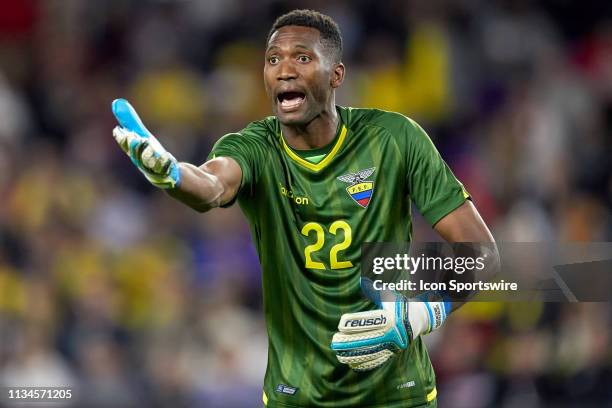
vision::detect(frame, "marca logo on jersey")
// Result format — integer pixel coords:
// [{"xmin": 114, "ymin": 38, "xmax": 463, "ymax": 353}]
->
[
  {"xmin": 275, "ymin": 383, "xmax": 299, "ymax": 396},
  {"xmin": 337, "ymin": 167, "xmax": 376, "ymax": 208},
  {"xmin": 278, "ymin": 183, "xmax": 310, "ymax": 206}
]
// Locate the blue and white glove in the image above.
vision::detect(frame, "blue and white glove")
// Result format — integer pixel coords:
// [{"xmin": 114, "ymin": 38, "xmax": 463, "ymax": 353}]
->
[
  {"xmin": 111, "ymin": 98, "xmax": 181, "ymax": 189},
  {"xmin": 331, "ymin": 280, "xmax": 450, "ymax": 371}
]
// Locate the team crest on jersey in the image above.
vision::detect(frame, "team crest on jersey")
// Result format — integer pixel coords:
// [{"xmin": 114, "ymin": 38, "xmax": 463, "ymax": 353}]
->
[{"xmin": 337, "ymin": 167, "xmax": 376, "ymax": 208}]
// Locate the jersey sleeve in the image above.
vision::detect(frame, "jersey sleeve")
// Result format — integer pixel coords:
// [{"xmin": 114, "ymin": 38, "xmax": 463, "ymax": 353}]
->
[
  {"xmin": 404, "ymin": 118, "xmax": 470, "ymax": 226},
  {"xmin": 207, "ymin": 121, "xmax": 269, "ymax": 206}
]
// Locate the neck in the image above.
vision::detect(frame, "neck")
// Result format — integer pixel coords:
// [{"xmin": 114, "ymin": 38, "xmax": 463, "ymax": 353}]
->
[{"xmin": 281, "ymin": 104, "xmax": 338, "ymax": 150}]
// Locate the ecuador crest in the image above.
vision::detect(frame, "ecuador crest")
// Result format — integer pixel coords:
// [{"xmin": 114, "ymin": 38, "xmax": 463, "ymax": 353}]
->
[{"xmin": 338, "ymin": 167, "xmax": 376, "ymax": 208}]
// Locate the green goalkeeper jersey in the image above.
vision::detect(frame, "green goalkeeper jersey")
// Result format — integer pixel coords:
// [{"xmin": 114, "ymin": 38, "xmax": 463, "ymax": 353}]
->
[{"xmin": 209, "ymin": 106, "xmax": 469, "ymax": 407}]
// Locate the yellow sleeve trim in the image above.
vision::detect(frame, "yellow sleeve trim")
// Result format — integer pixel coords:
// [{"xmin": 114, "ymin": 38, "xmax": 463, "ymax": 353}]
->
[
  {"xmin": 426, "ymin": 386, "xmax": 437, "ymax": 402},
  {"xmin": 280, "ymin": 125, "xmax": 347, "ymax": 172},
  {"xmin": 262, "ymin": 390, "xmax": 268, "ymax": 406}
]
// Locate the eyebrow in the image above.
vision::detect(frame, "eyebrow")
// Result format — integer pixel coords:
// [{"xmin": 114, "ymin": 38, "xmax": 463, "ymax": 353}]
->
[{"xmin": 266, "ymin": 44, "xmax": 313, "ymax": 53}]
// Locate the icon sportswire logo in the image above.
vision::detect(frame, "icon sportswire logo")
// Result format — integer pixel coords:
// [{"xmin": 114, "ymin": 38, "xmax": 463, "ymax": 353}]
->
[{"xmin": 337, "ymin": 167, "xmax": 376, "ymax": 208}]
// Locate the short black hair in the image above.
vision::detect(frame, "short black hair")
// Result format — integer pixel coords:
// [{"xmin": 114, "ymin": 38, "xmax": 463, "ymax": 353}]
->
[{"xmin": 267, "ymin": 9, "xmax": 343, "ymax": 63}]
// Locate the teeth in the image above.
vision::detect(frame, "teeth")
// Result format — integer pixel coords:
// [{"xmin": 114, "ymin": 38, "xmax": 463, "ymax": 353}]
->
[{"xmin": 280, "ymin": 96, "xmax": 304, "ymax": 109}]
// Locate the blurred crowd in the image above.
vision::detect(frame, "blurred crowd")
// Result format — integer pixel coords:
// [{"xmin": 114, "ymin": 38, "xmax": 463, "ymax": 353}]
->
[{"xmin": 0, "ymin": 0, "xmax": 610, "ymax": 407}]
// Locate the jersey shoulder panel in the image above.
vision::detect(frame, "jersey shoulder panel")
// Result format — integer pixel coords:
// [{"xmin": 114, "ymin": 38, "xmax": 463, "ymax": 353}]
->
[
  {"xmin": 211, "ymin": 116, "xmax": 278, "ymax": 149},
  {"xmin": 347, "ymin": 107, "xmax": 420, "ymax": 138},
  {"xmin": 208, "ymin": 116, "xmax": 279, "ymax": 203},
  {"xmin": 241, "ymin": 116, "xmax": 279, "ymax": 140},
  {"xmin": 341, "ymin": 107, "xmax": 425, "ymax": 152}
]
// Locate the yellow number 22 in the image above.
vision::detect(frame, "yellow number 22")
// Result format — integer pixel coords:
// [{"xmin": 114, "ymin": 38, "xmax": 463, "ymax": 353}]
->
[{"xmin": 301, "ymin": 221, "xmax": 353, "ymax": 270}]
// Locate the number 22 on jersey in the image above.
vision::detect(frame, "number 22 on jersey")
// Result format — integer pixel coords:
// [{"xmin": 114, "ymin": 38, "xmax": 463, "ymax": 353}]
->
[{"xmin": 301, "ymin": 221, "xmax": 353, "ymax": 270}]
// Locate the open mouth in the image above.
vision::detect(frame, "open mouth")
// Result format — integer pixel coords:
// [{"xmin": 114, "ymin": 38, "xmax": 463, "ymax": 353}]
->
[{"xmin": 277, "ymin": 91, "xmax": 306, "ymax": 111}]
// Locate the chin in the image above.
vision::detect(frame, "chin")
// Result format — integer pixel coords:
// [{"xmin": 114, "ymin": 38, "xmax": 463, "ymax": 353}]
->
[{"xmin": 276, "ymin": 111, "xmax": 309, "ymax": 127}]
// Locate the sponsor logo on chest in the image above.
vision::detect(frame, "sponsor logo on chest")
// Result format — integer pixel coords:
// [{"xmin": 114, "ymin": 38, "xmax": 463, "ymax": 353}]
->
[{"xmin": 278, "ymin": 183, "xmax": 310, "ymax": 205}]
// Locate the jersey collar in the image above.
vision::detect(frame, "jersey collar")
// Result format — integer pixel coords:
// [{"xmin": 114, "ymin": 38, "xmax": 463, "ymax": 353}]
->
[{"xmin": 279, "ymin": 108, "xmax": 348, "ymax": 172}]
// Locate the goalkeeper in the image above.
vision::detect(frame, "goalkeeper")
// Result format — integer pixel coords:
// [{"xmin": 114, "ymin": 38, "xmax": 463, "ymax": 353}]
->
[{"xmin": 112, "ymin": 9, "xmax": 498, "ymax": 408}]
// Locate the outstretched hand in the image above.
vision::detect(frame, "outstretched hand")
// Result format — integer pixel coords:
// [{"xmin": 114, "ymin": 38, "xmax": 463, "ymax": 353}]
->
[{"xmin": 111, "ymin": 99, "xmax": 181, "ymax": 189}]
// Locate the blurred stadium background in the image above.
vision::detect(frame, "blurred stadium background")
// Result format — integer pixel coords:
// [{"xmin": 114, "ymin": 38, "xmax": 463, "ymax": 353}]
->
[{"xmin": 0, "ymin": 0, "xmax": 611, "ymax": 407}]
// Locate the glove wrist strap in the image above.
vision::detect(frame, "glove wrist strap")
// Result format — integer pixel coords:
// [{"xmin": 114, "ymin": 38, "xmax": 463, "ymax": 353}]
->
[
  {"xmin": 407, "ymin": 302, "xmax": 430, "ymax": 339},
  {"xmin": 408, "ymin": 301, "xmax": 449, "ymax": 339}
]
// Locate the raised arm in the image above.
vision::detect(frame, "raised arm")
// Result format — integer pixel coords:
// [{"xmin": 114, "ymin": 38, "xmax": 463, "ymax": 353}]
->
[
  {"xmin": 167, "ymin": 158, "xmax": 242, "ymax": 212},
  {"xmin": 111, "ymin": 98, "xmax": 242, "ymax": 212}
]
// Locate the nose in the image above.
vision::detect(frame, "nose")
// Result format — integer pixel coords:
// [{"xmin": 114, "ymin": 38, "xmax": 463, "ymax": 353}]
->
[{"xmin": 277, "ymin": 59, "xmax": 298, "ymax": 81}]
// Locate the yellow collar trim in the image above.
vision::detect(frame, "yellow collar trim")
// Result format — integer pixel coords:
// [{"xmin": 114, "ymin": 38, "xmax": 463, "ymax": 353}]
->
[{"xmin": 280, "ymin": 124, "xmax": 347, "ymax": 172}]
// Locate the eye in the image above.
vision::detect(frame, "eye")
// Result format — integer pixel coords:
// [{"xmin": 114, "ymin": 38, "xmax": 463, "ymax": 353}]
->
[
  {"xmin": 297, "ymin": 55, "xmax": 311, "ymax": 63},
  {"xmin": 268, "ymin": 56, "xmax": 279, "ymax": 65}
]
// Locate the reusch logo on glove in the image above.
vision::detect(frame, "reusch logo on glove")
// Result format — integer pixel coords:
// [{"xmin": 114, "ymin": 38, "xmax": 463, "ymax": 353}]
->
[{"xmin": 344, "ymin": 314, "xmax": 387, "ymax": 328}]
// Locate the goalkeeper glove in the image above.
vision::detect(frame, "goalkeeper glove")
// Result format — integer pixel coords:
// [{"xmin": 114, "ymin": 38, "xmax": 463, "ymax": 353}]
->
[
  {"xmin": 111, "ymin": 98, "xmax": 181, "ymax": 189},
  {"xmin": 331, "ymin": 279, "xmax": 450, "ymax": 371}
]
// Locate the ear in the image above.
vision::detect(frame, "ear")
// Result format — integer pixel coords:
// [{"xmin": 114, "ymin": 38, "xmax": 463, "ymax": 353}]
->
[{"xmin": 330, "ymin": 62, "xmax": 345, "ymax": 89}]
